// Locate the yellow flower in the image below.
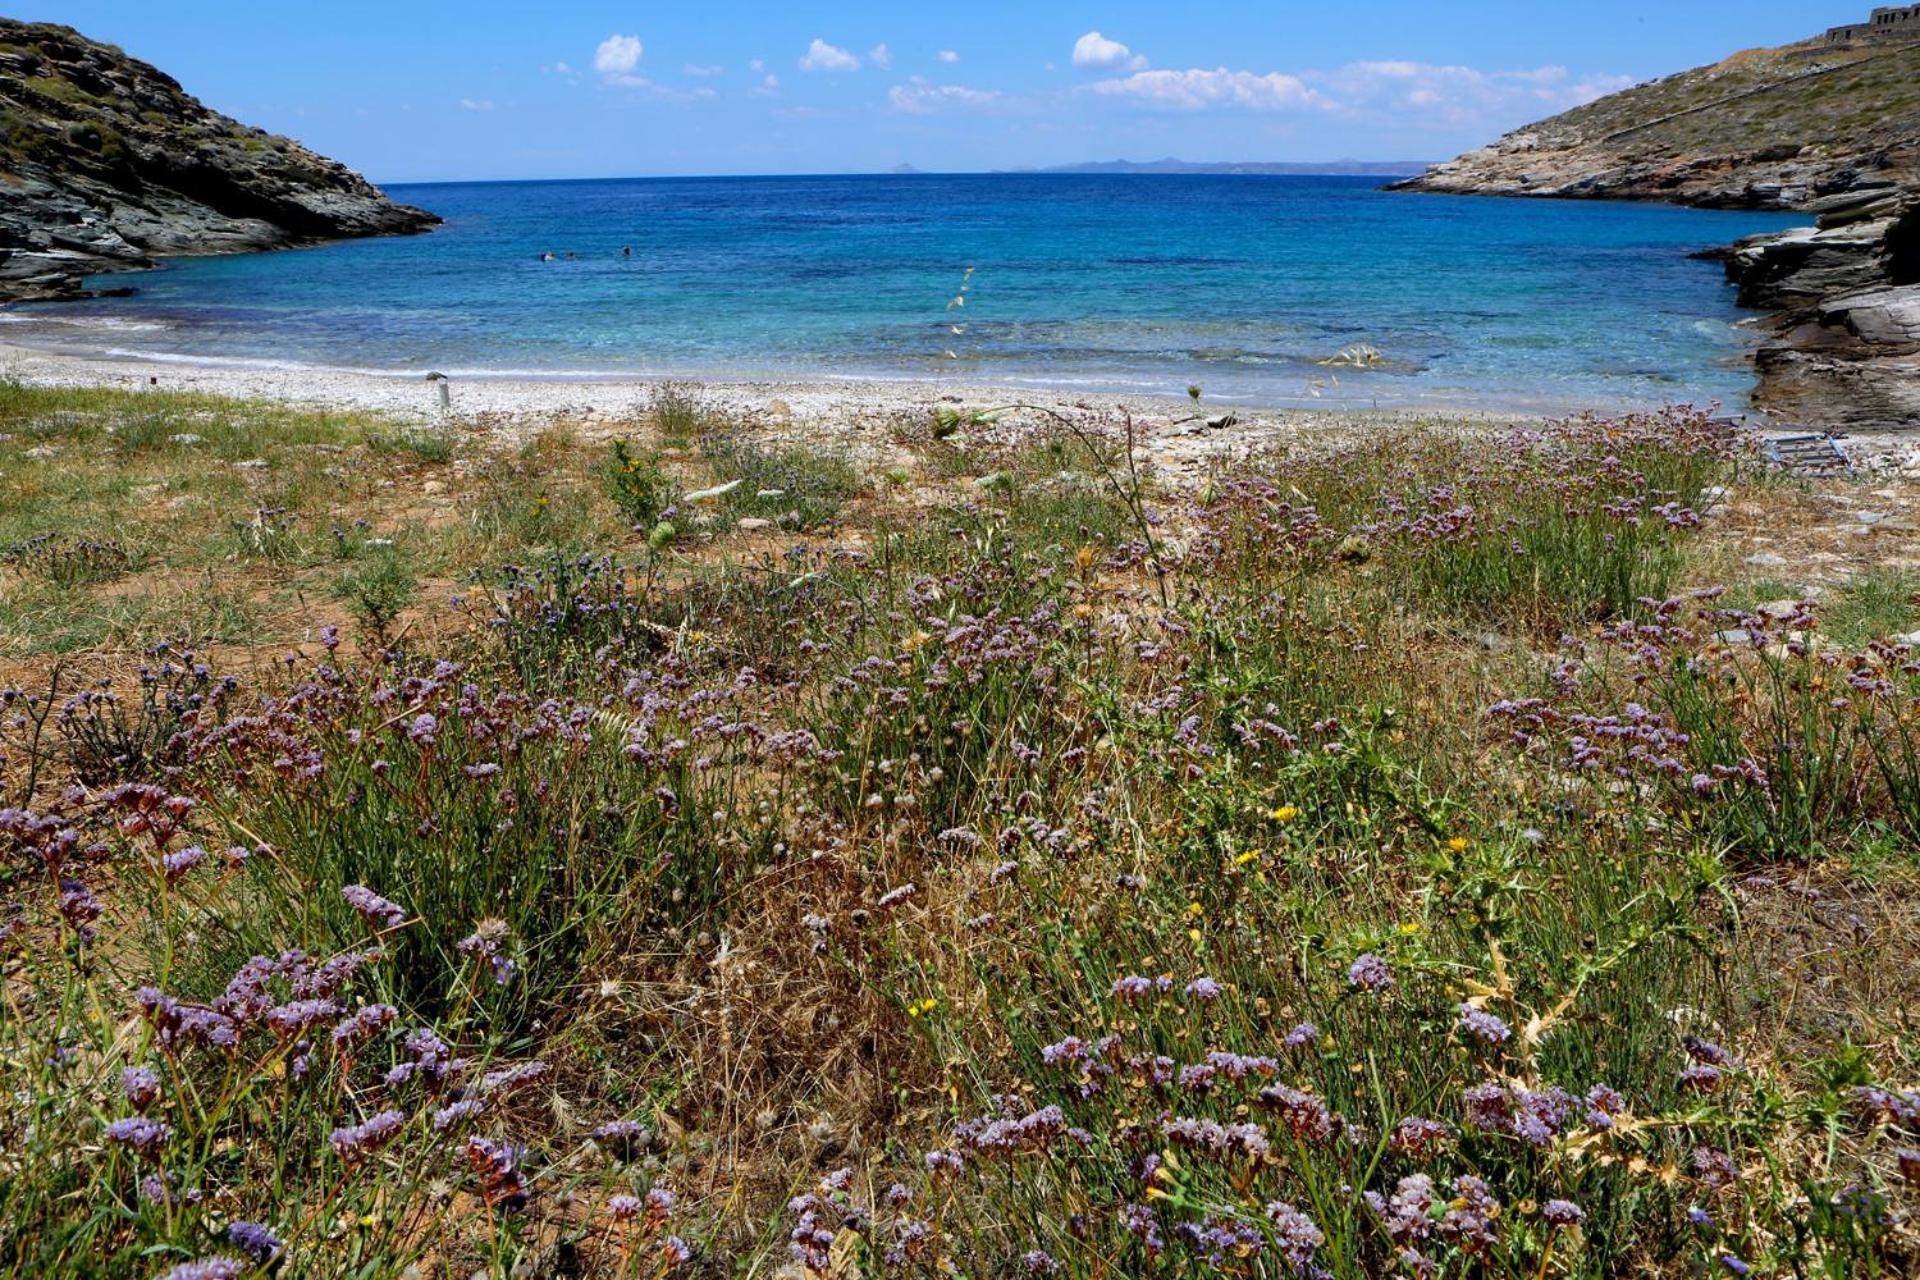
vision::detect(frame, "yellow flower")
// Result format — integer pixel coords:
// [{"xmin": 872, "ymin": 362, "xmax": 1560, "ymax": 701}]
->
[
  {"xmin": 1188, "ymin": 928, "xmax": 1203, "ymax": 944},
  {"xmin": 1186, "ymin": 901, "xmax": 1203, "ymax": 918},
  {"xmin": 1398, "ymin": 922, "xmax": 1422, "ymax": 935},
  {"xmin": 1235, "ymin": 850, "xmax": 1260, "ymax": 866},
  {"xmin": 1270, "ymin": 805, "xmax": 1299, "ymax": 824},
  {"xmin": 1447, "ymin": 836, "xmax": 1469, "ymax": 852}
]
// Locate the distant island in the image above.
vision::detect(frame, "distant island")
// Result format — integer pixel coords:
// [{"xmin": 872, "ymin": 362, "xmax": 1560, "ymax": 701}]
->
[{"xmin": 998, "ymin": 158, "xmax": 1431, "ymax": 177}]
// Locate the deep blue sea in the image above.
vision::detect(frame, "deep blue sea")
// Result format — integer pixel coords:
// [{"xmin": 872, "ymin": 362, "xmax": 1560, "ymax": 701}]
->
[{"xmin": 1, "ymin": 174, "xmax": 1805, "ymax": 410}]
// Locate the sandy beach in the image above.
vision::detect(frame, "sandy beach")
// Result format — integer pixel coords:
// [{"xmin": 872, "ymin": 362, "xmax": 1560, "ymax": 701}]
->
[{"xmin": 0, "ymin": 335, "xmax": 1571, "ymax": 478}]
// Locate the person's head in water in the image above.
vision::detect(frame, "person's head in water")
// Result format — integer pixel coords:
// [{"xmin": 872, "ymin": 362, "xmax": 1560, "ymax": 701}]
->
[{"xmin": 622, "ymin": 245, "xmax": 632, "ymax": 257}]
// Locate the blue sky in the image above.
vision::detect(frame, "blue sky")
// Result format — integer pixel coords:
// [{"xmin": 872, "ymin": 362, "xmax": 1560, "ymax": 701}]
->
[{"xmin": 22, "ymin": 2, "xmax": 1874, "ymax": 182}]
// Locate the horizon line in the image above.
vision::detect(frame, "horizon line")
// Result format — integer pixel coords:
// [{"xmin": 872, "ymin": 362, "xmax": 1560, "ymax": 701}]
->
[{"xmin": 375, "ymin": 164, "xmax": 1435, "ymax": 186}]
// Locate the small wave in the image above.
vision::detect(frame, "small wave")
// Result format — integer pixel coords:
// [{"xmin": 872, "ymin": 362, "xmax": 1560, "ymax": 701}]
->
[
  {"xmin": 0, "ymin": 314, "xmax": 172, "ymax": 332},
  {"xmin": 98, "ymin": 349, "xmax": 656, "ymax": 381}
]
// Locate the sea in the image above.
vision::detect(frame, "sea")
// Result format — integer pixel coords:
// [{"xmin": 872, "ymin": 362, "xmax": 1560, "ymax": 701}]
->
[{"xmin": 0, "ymin": 174, "xmax": 1807, "ymax": 411}]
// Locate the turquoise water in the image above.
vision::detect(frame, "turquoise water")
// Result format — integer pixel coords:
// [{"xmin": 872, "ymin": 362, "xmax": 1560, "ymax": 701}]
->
[{"xmin": 2, "ymin": 174, "xmax": 1803, "ymax": 410}]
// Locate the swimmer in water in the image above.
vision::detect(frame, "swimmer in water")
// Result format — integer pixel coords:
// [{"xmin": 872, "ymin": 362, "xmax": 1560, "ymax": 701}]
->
[
  {"xmin": 622, "ymin": 245, "xmax": 632, "ymax": 258},
  {"xmin": 540, "ymin": 252, "xmax": 555, "ymax": 262}
]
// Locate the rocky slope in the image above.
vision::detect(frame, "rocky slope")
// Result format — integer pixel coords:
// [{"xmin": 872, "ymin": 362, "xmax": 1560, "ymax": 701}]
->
[
  {"xmin": 1393, "ymin": 39, "xmax": 1920, "ymax": 209},
  {"xmin": 0, "ymin": 19, "xmax": 437, "ymax": 303},
  {"xmin": 1394, "ymin": 32, "xmax": 1920, "ymax": 430}
]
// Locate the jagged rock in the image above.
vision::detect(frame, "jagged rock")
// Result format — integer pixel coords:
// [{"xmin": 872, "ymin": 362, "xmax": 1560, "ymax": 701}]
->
[
  {"xmin": 0, "ymin": 19, "xmax": 438, "ymax": 303},
  {"xmin": 1822, "ymin": 285, "xmax": 1920, "ymax": 346},
  {"xmin": 1730, "ymin": 201, "xmax": 1920, "ymax": 429},
  {"xmin": 1724, "ymin": 217, "xmax": 1901, "ymax": 310}
]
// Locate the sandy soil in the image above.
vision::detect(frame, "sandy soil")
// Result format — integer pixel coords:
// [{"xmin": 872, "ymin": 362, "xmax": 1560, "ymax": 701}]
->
[{"xmin": 0, "ymin": 337, "xmax": 1561, "ymax": 477}]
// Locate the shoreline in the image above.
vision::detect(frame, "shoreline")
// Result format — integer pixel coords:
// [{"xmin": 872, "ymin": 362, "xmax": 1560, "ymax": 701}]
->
[
  {"xmin": 0, "ymin": 335, "xmax": 1754, "ymax": 430},
  {"xmin": 0, "ymin": 335, "xmax": 1576, "ymax": 431}
]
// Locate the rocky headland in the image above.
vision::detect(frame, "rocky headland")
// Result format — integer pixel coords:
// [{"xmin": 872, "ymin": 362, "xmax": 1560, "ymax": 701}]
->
[
  {"xmin": 0, "ymin": 19, "xmax": 437, "ymax": 303},
  {"xmin": 1395, "ymin": 29, "xmax": 1920, "ymax": 430}
]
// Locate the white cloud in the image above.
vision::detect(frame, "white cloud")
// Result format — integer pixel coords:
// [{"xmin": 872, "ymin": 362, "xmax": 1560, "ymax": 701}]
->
[
  {"xmin": 1305, "ymin": 60, "xmax": 1637, "ymax": 127},
  {"xmin": 800, "ymin": 39, "xmax": 860, "ymax": 72},
  {"xmin": 540, "ymin": 61, "xmax": 573, "ymax": 75},
  {"xmin": 593, "ymin": 34, "xmax": 644, "ymax": 82},
  {"xmin": 683, "ymin": 63, "xmax": 724, "ymax": 78},
  {"xmin": 458, "ymin": 97, "xmax": 494, "ymax": 112},
  {"xmin": 750, "ymin": 58, "xmax": 766, "ymax": 72},
  {"xmin": 1089, "ymin": 67, "xmax": 1324, "ymax": 111},
  {"xmin": 1073, "ymin": 31, "xmax": 1146, "ymax": 72},
  {"xmin": 888, "ymin": 80, "xmax": 1003, "ymax": 114},
  {"xmin": 753, "ymin": 74, "xmax": 781, "ymax": 96},
  {"xmin": 869, "ymin": 43, "xmax": 892, "ymax": 69},
  {"xmin": 938, "ymin": 49, "xmax": 959, "ymax": 64}
]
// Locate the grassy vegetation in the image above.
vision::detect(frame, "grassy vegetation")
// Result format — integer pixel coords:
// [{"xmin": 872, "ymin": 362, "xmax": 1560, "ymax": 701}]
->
[
  {"xmin": 0, "ymin": 387, "xmax": 1916, "ymax": 1279},
  {"xmin": 1527, "ymin": 39, "xmax": 1920, "ymax": 158}
]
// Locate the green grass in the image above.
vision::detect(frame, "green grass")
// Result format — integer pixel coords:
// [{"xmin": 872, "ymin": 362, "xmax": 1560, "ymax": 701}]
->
[{"xmin": 0, "ymin": 388, "xmax": 1913, "ymax": 1278}]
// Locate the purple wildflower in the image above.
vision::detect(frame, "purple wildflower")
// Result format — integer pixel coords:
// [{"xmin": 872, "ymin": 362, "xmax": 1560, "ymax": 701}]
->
[
  {"xmin": 1348, "ymin": 953, "xmax": 1393, "ymax": 992},
  {"xmin": 608, "ymin": 1194, "xmax": 643, "ymax": 1222},
  {"xmin": 104, "ymin": 1115, "xmax": 171, "ymax": 1158},
  {"xmin": 1693, "ymin": 1147, "xmax": 1740, "ymax": 1191},
  {"xmin": 593, "ymin": 1120, "xmax": 653, "ymax": 1161},
  {"xmin": 121, "ymin": 1065, "xmax": 161, "ymax": 1111},
  {"xmin": 161, "ymin": 845, "xmax": 206, "ymax": 884},
  {"xmin": 329, "ymin": 1109, "xmax": 406, "ymax": 1162},
  {"xmin": 1389, "ymin": 1116, "xmax": 1451, "ymax": 1157},
  {"xmin": 159, "ymin": 1260, "xmax": 245, "ymax": 1280},
  {"xmin": 407, "ymin": 713, "xmax": 439, "ymax": 747},
  {"xmin": 1438, "ymin": 1176, "xmax": 1501, "ymax": 1255},
  {"xmin": 331, "ymin": 1003, "xmax": 397, "ymax": 1048},
  {"xmin": 479, "ymin": 1060, "xmax": 548, "ymax": 1094},
  {"xmin": 341, "ymin": 884, "xmax": 406, "ymax": 930},
  {"xmin": 1265, "ymin": 1200, "xmax": 1324, "ymax": 1269},
  {"xmin": 1585, "ymin": 1084, "xmax": 1626, "ymax": 1128},
  {"xmin": 466, "ymin": 1136, "xmax": 529, "ymax": 1212},
  {"xmin": 228, "ymin": 1221, "xmax": 283, "ymax": 1264},
  {"xmin": 1458, "ymin": 1003, "xmax": 1511, "ymax": 1045},
  {"xmin": 1681, "ymin": 1035, "xmax": 1732, "ymax": 1065},
  {"xmin": 1680, "ymin": 1064, "xmax": 1724, "ymax": 1093},
  {"xmin": 1543, "ymin": 1199, "xmax": 1585, "ymax": 1226},
  {"xmin": 264, "ymin": 998, "xmax": 337, "ymax": 1039},
  {"xmin": 1184, "ymin": 976, "xmax": 1223, "ymax": 1001}
]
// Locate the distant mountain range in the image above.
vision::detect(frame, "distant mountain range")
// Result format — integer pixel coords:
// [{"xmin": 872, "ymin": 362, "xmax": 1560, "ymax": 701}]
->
[{"xmin": 996, "ymin": 158, "xmax": 1432, "ymax": 177}]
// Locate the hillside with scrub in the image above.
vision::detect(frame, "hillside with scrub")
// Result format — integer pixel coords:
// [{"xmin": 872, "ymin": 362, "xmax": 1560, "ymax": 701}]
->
[
  {"xmin": 0, "ymin": 382, "xmax": 1917, "ymax": 1277},
  {"xmin": 1395, "ymin": 36, "xmax": 1920, "ymax": 207}
]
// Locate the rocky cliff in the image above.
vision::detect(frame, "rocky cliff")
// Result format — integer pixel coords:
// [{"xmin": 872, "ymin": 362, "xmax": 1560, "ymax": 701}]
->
[
  {"xmin": 0, "ymin": 19, "xmax": 437, "ymax": 303},
  {"xmin": 1393, "ymin": 39, "xmax": 1920, "ymax": 209},
  {"xmin": 1394, "ymin": 32, "xmax": 1920, "ymax": 430}
]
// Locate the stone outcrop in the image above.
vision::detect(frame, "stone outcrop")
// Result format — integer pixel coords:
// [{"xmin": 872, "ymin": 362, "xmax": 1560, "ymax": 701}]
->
[
  {"xmin": 0, "ymin": 19, "xmax": 438, "ymax": 303},
  {"xmin": 1726, "ymin": 202, "xmax": 1920, "ymax": 430},
  {"xmin": 1394, "ymin": 30, "xmax": 1920, "ymax": 429},
  {"xmin": 1392, "ymin": 40, "xmax": 1920, "ymax": 210}
]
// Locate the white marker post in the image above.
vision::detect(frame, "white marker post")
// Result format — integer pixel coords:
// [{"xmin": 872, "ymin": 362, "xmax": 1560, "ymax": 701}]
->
[{"xmin": 426, "ymin": 371, "xmax": 450, "ymax": 418}]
